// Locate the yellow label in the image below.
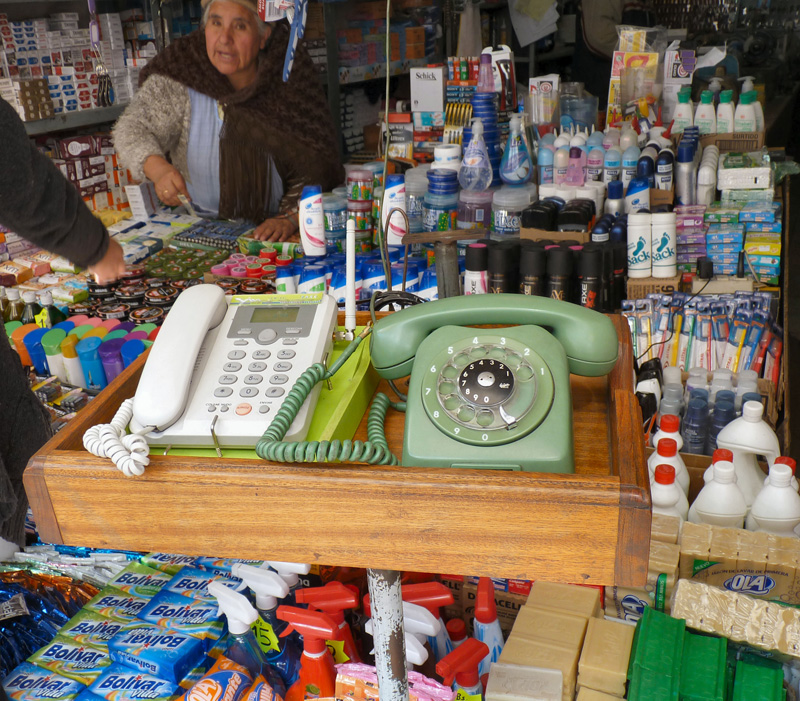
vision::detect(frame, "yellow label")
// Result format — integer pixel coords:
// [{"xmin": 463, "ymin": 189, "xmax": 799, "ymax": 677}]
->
[
  {"xmin": 455, "ymin": 690, "xmax": 482, "ymax": 701},
  {"xmin": 34, "ymin": 309, "xmax": 49, "ymax": 328},
  {"xmin": 325, "ymin": 639, "xmax": 350, "ymax": 664},
  {"xmin": 251, "ymin": 616, "xmax": 281, "ymax": 653}
]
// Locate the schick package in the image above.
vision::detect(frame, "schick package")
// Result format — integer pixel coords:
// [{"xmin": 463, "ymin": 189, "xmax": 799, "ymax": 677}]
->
[{"xmin": 2, "ymin": 662, "xmax": 85, "ymax": 700}]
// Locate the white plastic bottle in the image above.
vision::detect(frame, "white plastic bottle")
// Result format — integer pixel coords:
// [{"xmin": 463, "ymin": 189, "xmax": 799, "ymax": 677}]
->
[
  {"xmin": 694, "ymin": 91, "xmax": 716, "ymax": 135},
  {"xmin": 554, "ymin": 147, "xmax": 569, "ymax": 185},
  {"xmin": 672, "ymin": 90, "xmax": 694, "ymax": 134},
  {"xmin": 734, "ymin": 91, "xmax": 756, "ymax": 133},
  {"xmin": 652, "ymin": 464, "xmax": 689, "ymax": 522},
  {"xmin": 715, "ymin": 400, "xmax": 780, "ymax": 508},
  {"xmin": 648, "ymin": 437, "xmax": 690, "ymax": 496},
  {"xmin": 703, "ymin": 448, "xmax": 734, "ymax": 484},
  {"xmin": 764, "ymin": 456, "xmax": 799, "ymax": 492},
  {"xmin": 651, "ymin": 413, "xmax": 683, "ymax": 452},
  {"xmin": 739, "ymin": 77, "xmax": 765, "ymax": 131},
  {"xmin": 746, "ymin": 462, "xmax": 800, "ymax": 537},
  {"xmin": 689, "ymin": 459, "xmax": 747, "ymax": 528},
  {"xmin": 716, "ymin": 90, "xmax": 735, "ymax": 133},
  {"xmin": 298, "ymin": 185, "xmax": 326, "ymax": 256}
]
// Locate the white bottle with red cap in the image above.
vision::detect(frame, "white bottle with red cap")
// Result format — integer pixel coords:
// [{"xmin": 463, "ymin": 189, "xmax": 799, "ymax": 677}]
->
[
  {"xmin": 746, "ymin": 462, "xmax": 800, "ymax": 537},
  {"xmin": 652, "ymin": 464, "xmax": 689, "ymax": 522},
  {"xmin": 651, "ymin": 414, "xmax": 683, "ymax": 452},
  {"xmin": 648, "ymin": 437, "xmax": 689, "ymax": 496},
  {"xmin": 764, "ymin": 456, "xmax": 799, "ymax": 491},
  {"xmin": 703, "ymin": 448, "xmax": 735, "ymax": 484},
  {"xmin": 688, "ymin": 459, "xmax": 747, "ymax": 528}
]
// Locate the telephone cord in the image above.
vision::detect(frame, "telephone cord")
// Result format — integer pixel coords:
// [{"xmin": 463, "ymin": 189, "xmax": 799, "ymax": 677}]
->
[
  {"xmin": 255, "ymin": 330, "xmax": 403, "ymax": 465},
  {"xmin": 82, "ymin": 398, "xmax": 151, "ymax": 477}
]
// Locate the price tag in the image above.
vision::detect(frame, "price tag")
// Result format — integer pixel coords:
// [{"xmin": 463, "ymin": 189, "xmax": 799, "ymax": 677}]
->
[
  {"xmin": 34, "ymin": 309, "xmax": 49, "ymax": 329},
  {"xmin": 326, "ymin": 639, "xmax": 350, "ymax": 664},
  {"xmin": 251, "ymin": 616, "xmax": 281, "ymax": 653},
  {"xmin": 455, "ymin": 689, "xmax": 482, "ymax": 701}
]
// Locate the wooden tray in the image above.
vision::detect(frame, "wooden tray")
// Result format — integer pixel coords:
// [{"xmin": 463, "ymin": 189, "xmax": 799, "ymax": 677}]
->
[{"xmin": 24, "ymin": 314, "xmax": 650, "ymax": 586}]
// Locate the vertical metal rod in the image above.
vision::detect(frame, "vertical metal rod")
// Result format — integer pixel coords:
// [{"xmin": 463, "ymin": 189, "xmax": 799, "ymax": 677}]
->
[
  {"xmin": 367, "ymin": 568, "xmax": 409, "ymax": 701},
  {"xmin": 434, "ymin": 241, "xmax": 462, "ymax": 299}
]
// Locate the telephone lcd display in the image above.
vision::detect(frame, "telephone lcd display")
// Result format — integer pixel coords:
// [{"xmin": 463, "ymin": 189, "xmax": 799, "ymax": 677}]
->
[{"xmin": 250, "ymin": 307, "xmax": 299, "ymax": 323}]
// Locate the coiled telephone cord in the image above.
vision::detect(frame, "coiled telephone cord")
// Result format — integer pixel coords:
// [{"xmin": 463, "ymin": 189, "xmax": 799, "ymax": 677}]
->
[{"xmin": 83, "ymin": 398, "xmax": 151, "ymax": 477}]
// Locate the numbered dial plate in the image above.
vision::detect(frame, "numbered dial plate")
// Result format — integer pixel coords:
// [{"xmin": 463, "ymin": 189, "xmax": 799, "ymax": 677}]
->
[{"xmin": 421, "ymin": 334, "xmax": 555, "ymax": 446}]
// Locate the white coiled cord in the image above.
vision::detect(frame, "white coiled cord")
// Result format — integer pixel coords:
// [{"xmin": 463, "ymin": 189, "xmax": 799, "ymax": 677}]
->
[{"xmin": 83, "ymin": 398, "xmax": 152, "ymax": 477}]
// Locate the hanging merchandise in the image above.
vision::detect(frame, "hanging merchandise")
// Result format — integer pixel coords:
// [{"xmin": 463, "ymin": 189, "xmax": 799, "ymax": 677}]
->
[
  {"xmin": 499, "ymin": 114, "xmax": 532, "ymax": 185},
  {"xmin": 458, "ymin": 118, "xmax": 493, "ymax": 191}
]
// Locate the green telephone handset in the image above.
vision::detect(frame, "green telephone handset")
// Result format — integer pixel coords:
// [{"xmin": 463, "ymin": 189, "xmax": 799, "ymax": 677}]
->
[{"xmin": 369, "ymin": 294, "xmax": 619, "ymax": 473}]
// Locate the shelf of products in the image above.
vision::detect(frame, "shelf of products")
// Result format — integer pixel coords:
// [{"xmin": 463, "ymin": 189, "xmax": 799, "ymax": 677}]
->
[{"xmin": 22, "ymin": 104, "xmax": 125, "ymax": 136}]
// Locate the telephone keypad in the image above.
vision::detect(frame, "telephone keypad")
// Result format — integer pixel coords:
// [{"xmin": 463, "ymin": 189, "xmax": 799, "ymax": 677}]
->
[
  {"xmin": 239, "ymin": 387, "xmax": 259, "ymax": 398},
  {"xmin": 266, "ymin": 387, "xmax": 285, "ymax": 398},
  {"xmin": 233, "ymin": 340, "xmax": 249, "ymax": 346},
  {"xmin": 277, "ymin": 350, "xmax": 296, "ymax": 359},
  {"xmin": 259, "ymin": 406, "xmax": 270, "ymax": 414},
  {"xmin": 214, "ymin": 387, "xmax": 233, "ymax": 397},
  {"xmin": 223, "ymin": 362, "xmax": 242, "ymax": 372},
  {"xmin": 273, "ymin": 362, "xmax": 292, "ymax": 372},
  {"xmin": 270, "ymin": 374, "xmax": 289, "ymax": 385},
  {"xmin": 282, "ymin": 339, "xmax": 298, "ymax": 345},
  {"xmin": 218, "ymin": 375, "xmax": 237, "ymax": 385},
  {"xmin": 247, "ymin": 362, "xmax": 267, "ymax": 372},
  {"xmin": 257, "ymin": 329, "xmax": 277, "ymax": 343},
  {"xmin": 227, "ymin": 350, "xmax": 246, "ymax": 360},
  {"xmin": 252, "ymin": 350, "xmax": 271, "ymax": 360},
  {"xmin": 244, "ymin": 375, "xmax": 263, "ymax": 385}
]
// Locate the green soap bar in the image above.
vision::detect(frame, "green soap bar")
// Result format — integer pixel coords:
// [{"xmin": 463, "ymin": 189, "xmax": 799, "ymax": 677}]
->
[
  {"xmin": 731, "ymin": 660, "xmax": 784, "ymax": 701},
  {"xmin": 680, "ymin": 633, "xmax": 727, "ymax": 701},
  {"xmin": 629, "ymin": 662, "xmax": 679, "ymax": 701},
  {"xmin": 629, "ymin": 607, "xmax": 686, "ymax": 677}
]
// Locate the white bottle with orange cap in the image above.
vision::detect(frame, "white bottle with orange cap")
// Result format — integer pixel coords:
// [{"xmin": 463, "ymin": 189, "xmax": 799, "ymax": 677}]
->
[
  {"xmin": 648, "ymin": 437, "xmax": 689, "ymax": 496},
  {"xmin": 652, "ymin": 464, "xmax": 689, "ymax": 522},
  {"xmin": 689, "ymin": 458, "xmax": 747, "ymax": 528}
]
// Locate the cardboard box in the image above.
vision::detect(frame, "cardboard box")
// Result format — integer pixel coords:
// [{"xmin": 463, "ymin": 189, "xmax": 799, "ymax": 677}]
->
[
  {"xmin": 520, "ymin": 227, "xmax": 590, "ymax": 244},
  {"xmin": 461, "ymin": 582, "xmax": 526, "ymax": 635},
  {"xmin": 625, "ymin": 274, "xmax": 682, "ymax": 299},
  {"xmin": 410, "ymin": 65, "xmax": 445, "ymax": 112},
  {"xmin": 700, "ymin": 131, "xmax": 765, "ymax": 153}
]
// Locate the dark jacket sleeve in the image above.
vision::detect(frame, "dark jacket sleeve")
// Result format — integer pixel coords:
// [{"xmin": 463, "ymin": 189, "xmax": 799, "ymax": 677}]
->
[{"xmin": 0, "ymin": 98, "xmax": 109, "ymax": 268}]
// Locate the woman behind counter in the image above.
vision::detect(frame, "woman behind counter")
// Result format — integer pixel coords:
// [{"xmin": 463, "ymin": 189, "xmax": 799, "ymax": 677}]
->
[{"xmin": 113, "ymin": 0, "xmax": 343, "ymax": 242}]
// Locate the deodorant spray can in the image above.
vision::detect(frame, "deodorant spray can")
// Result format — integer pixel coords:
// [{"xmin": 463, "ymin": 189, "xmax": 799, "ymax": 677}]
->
[{"xmin": 464, "ymin": 242, "xmax": 489, "ymax": 295}]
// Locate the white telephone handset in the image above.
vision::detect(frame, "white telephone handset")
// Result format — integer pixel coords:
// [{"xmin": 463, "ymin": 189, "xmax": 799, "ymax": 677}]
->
[{"xmin": 132, "ymin": 284, "xmax": 228, "ymax": 432}]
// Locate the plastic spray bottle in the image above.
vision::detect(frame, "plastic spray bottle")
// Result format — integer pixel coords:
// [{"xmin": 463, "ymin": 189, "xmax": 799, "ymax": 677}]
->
[
  {"xmin": 402, "ymin": 581, "xmax": 455, "ymax": 662},
  {"xmin": 473, "ymin": 577, "xmax": 504, "ymax": 680},
  {"xmin": 436, "ymin": 638, "xmax": 490, "ymax": 699},
  {"xmin": 208, "ymin": 581, "xmax": 288, "ymax": 699},
  {"xmin": 459, "ymin": 118, "xmax": 493, "ymax": 191},
  {"xmin": 267, "ymin": 561, "xmax": 310, "ymax": 604},
  {"xmin": 231, "ymin": 563, "xmax": 301, "ymax": 687},
  {"xmin": 276, "ymin": 606, "xmax": 341, "ymax": 700},
  {"xmin": 499, "ymin": 114, "xmax": 532, "ymax": 185},
  {"xmin": 294, "ymin": 581, "xmax": 361, "ymax": 664}
]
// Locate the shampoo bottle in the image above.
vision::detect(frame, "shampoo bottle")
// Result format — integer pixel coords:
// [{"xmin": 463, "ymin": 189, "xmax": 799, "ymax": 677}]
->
[
  {"xmin": 688, "ymin": 459, "xmax": 747, "ymax": 528},
  {"xmin": 473, "ymin": 577, "xmax": 504, "ymax": 679},
  {"xmin": 436, "ymin": 638, "xmax": 490, "ymax": 698},
  {"xmin": 499, "ymin": 114, "xmax": 532, "ymax": 185},
  {"xmin": 746, "ymin": 462, "xmax": 800, "ymax": 537},
  {"xmin": 694, "ymin": 90, "xmax": 716, "ymax": 135},
  {"xmin": 294, "ymin": 581, "xmax": 362, "ymax": 664},
  {"xmin": 459, "ymin": 118, "xmax": 493, "ymax": 191},
  {"xmin": 208, "ymin": 581, "xmax": 288, "ymax": 699},
  {"xmin": 716, "ymin": 90, "xmax": 735, "ymax": 133},
  {"xmin": 276, "ymin": 606, "xmax": 342, "ymax": 700}
]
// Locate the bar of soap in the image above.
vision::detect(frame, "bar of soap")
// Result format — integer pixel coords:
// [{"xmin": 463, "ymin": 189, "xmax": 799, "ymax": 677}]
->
[
  {"xmin": 525, "ymin": 581, "xmax": 601, "ymax": 620},
  {"xmin": 512, "ymin": 604, "xmax": 588, "ymax": 649},
  {"xmin": 498, "ymin": 636, "xmax": 579, "ymax": 701},
  {"xmin": 650, "ymin": 513, "xmax": 681, "ymax": 544},
  {"xmin": 484, "ymin": 662, "xmax": 563, "ymax": 701},
  {"xmin": 679, "ymin": 522, "xmax": 712, "ymax": 580},
  {"xmin": 576, "ymin": 687, "xmax": 622, "ymax": 700},
  {"xmin": 577, "ymin": 617, "xmax": 635, "ymax": 697}
]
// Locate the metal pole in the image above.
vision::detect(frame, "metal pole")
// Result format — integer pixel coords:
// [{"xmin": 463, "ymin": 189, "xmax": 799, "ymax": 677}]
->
[{"xmin": 367, "ymin": 568, "xmax": 409, "ymax": 701}]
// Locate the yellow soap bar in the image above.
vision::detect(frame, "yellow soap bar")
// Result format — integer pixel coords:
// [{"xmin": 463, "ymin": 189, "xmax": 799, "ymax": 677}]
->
[
  {"xmin": 577, "ymin": 617, "xmax": 635, "ymax": 697},
  {"xmin": 512, "ymin": 604, "xmax": 588, "ymax": 649},
  {"xmin": 576, "ymin": 686, "xmax": 623, "ymax": 700},
  {"xmin": 499, "ymin": 635, "xmax": 579, "ymax": 701},
  {"xmin": 525, "ymin": 581, "xmax": 601, "ymax": 620},
  {"xmin": 679, "ymin": 522, "xmax": 712, "ymax": 580},
  {"xmin": 651, "ymin": 513, "xmax": 681, "ymax": 543}
]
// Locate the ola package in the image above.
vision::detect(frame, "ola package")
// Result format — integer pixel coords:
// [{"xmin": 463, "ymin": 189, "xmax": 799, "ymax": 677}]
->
[
  {"xmin": 141, "ymin": 552, "xmax": 199, "ymax": 576},
  {"xmin": 107, "ymin": 621, "xmax": 205, "ymax": 684},
  {"xmin": 107, "ymin": 562, "xmax": 172, "ymax": 598},
  {"xmin": 139, "ymin": 590, "xmax": 226, "ymax": 650},
  {"xmin": 163, "ymin": 566, "xmax": 245, "ymax": 602},
  {"xmin": 58, "ymin": 610, "xmax": 127, "ymax": 647},
  {"xmin": 27, "ymin": 634, "xmax": 111, "ymax": 685},
  {"xmin": 179, "ymin": 657, "xmax": 253, "ymax": 701},
  {"xmin": 88, "ymin": 663, "xmax": 180, "ymax": 701},
  {"xmin": 2, "ymin": 662, "xmax": 86, "ymax": 701},
  {"xmin": 83, "ymin": 587, "xmax": 150, "ymax": 623}
]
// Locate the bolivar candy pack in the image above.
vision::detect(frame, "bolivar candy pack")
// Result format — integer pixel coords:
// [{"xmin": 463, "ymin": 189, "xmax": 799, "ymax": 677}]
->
[
  {"xmin": 27, "ymin": 634, "xmax": 111, "ymax": 685},
  {"xmin": 138, "ymin": 590, "xmax": 225, "ymax": 649},
  {"xmin": 107, "ymin": 562, "xmax": 172, "ymax": 598},
  {"xmin": 83, "ymin": 587, "xmax": 150, "ymax": 623},
  {"xmin": 108, "ymin": 621, "xmax": 205, "ymax": 684},
  {"xmin": 3, "ymin": 662, "xmax": 85, "ymax": 700},
  {"xmin": 88, "ymin": 663, "xmax": 180, "ymax": 701},
  {"xmin": 58, "ymin": 610, "xmax": 127, "ymax": 647}
]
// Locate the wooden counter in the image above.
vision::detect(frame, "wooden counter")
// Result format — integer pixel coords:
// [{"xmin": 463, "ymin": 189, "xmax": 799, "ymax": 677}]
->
[{"xmin": 24, "ymin": 314, "xmax": 650, "ymax": 586}]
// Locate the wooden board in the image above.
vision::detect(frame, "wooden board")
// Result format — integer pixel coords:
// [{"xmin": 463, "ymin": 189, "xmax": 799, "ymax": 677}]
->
[{"xmin": 24, "ymin": 314, "xmax": 650, "ymax": 586}]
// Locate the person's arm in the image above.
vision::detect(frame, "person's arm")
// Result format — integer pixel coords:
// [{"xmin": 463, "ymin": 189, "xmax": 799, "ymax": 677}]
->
[
  {"xmin": 0, "ymin": 98, "xmax": 124, "ymax": 282},
  {"xmin": 251, "ymin": 179, "xmax": 302, "ymax": 242},
  {"xmin": 580, "ymin": 0, "xmax": 623, "ymax": 59}
]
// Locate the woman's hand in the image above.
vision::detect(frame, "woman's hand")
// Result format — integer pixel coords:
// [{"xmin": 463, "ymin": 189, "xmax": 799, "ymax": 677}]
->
[
  {"xmin": 89, "ymin": 239, "xmax": 126, "ymax": 285},
  {"xmin": 144, "ymin": 155, "xmax": 190, "ymax": 207},
  {"xmin": 252, "ymin": 216, "xmax": 298, "ymax": 242}
]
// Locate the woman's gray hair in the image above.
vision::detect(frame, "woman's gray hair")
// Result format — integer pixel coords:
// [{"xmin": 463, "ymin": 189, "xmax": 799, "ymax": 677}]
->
[{"xmin": 202, "ymin": 1, "xmax": 270, "ymax": 38}]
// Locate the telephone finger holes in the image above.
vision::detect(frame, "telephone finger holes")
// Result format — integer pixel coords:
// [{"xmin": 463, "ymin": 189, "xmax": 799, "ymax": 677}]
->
[
  {"xmin": 441, "ymin": 365, "xmax": 459, "ymax": 379},
  {"xmin": 452, "ymin": 352, "xmax": 471, "ymax": 366},
  {"xmin": 515, "ymin": 364, "xmax": 534, "ymax": 381}
]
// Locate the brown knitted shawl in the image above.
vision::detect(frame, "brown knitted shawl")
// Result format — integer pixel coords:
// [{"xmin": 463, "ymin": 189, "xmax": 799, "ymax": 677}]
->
[{"xmin": 140, "ymin": 22, "xmax": 343, "ymax": 223}]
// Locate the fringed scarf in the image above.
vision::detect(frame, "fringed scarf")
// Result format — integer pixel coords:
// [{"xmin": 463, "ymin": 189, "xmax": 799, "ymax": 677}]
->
[{"xmin": 139, "ymin": 22, "xmax": 343, "ymax": 223}]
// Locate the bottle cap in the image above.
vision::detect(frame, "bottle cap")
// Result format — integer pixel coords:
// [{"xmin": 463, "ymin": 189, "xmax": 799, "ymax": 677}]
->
[
  {"xmin": 385, "ymin": 173, "xmax": 404, "ymax": 188},
  {"xmin": 446, "ymin": 617, "xmax": 467, "ymax": 642},
  {"xmin": 436, "ymin": 638, "xmax": 489, "ymax": 688},
  {"xmin": 231, "ymin": 563, "xmax": 289, "ymax": 610},
  {"xmin": 465, "ymin": 242, "xmax": 489, "ymax": 271},
  {"xmin": 569, "ymin": 146, "xmax": 582, "ymax": 159},
  {"xmin": 520, "ymin": 245, "xmax": 546, "ymax": 277},
  {"xmin": 22, "ymin": 291, "xmax": 37, "ymax": 303},
  {"xmin": 401, "ymin": 581, "xmax": 454, "ymax": 616},
  {"xmin": 713, "ymin": 461, "xmax": 735, "ymax": 483},
  {"xmin": 546, "ymin": 246, "xmax": 573, "ymax": 277},
  {"xmin": 677, "ymin": 144, "xmax": 694, "ymax": 163},
  {"xmin": 474, "ymin": 577, "xmax": 497, "ymax": 624},
  {"xmin": 488, "ymin": 243, "xmax": 512, "ymax": 274},
  {"xmin": 656, "ymin": 437, "xmax": 677, "ymax": 457},
  {"xmin": 294, "ymin": 581, "xmax": 359, "ymax": 624},
  {"xmin": 276, "ymin": 606, "xmax": 341, "ymax": 654},
  {"xmin": 742, "ymin": 400, "xmax": 764, "ymax": 422},
  {"xmin": 607, "ymin": 180, "xmax": 624, "ymax": 200},
  {"xmin": 775, "ymin": 456, "xmax": 797, "ymax": 475},
  {"xmin": 578, "ymin": 246, "xmax": 602, "ymax": 278},
  {"xmin": 712, "ymin": 400, "xmax": 735, "ymax": 423},
  {"xmin": 208, "ymin": 581, "xmax": 258, "ymax": 635},
  {"xmin": 654, "ymin": 464, "xmax": 676, "ymax": 485},
  {"xmin": 768, "ymin": 463, "xmax": 793, "ymax": 488},
  {"xmin": 712, "ymin": 449, "xmax": 734, "ymax": 464},
  {"xmin": 700, "ymin": 90, "xmax": 713, "ymax": 104},
  {"xmin": 659, "ymin": 414, "xmax": 680, "ymax": 434},
  {"xmin": 719, "ymin": 89, "xmax": 733, "ymax": 103}
]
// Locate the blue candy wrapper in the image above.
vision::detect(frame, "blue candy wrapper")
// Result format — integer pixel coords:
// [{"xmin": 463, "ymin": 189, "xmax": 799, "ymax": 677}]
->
[
  {"xmin": 163, "ymin": 567, "xmax": 245, "ymax": 602},
  {"xmin": 58, "ymin": 611, "xmax": 126, "ymax": 648},
  {"xmin": 83, "ymin": 588, "xmax": 149, "ymax": 623},
  {"xmin": 2, "ymin": 662, "xmax": 85, "ymax": 700},
  {"xmin": 88, "ymin": 664, "xmax": 179, "ymax": 701}
]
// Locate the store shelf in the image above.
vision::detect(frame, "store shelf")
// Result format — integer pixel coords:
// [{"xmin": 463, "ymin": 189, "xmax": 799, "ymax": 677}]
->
[
  {"xmin": 24, "ymin": 314, "xmax": 649, "ymax": 587},
  {"xmin": 339, "ymin": 58, "xmax": 429, "ymax": 85},
  {"xmin": 23, "ymin": 104, "xmax": 125, "ymax": 136}
]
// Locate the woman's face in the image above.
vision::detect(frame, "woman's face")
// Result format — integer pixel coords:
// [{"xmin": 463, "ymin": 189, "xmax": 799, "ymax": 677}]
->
[{"xmin": 205, "ymin": 1, "xmax": 269, "ymax": 90}]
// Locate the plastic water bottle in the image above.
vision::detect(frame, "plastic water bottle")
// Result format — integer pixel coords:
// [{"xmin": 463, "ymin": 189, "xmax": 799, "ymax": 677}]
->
[
  {"xmin": 716, "ymin": 400, "xmax": 780, "ymax": 508},
  {"xmin": 682, "ymin": 398, "xmax": 710, "ymax": 455},
  {"xmin": 459, "ymin": 118, "xmax": 493, "ymax": 191},
  {"xmin": 705, "ymin": 400, "xmax": 735, "ymax": 455},
  {"xmin": 709, "ymin": 369, "xmax": 734, "ymax": 404},
  {"xmin": 648, "ymin": 437, "xmax": 690, "ymax": 496},
  {"xmin": 746, "ymin": 462, "xmax": 800, "ymax": 537},
  {"xmin": 688, "ymin": 459, "xmax": 747, "ymax": 528},
  {"xmin": 652, "ymin": 464, "xmax": 689, "ymax": 522},
  {"xmin": 651, "ymin": 413, "xmax": 683, "ymax": 452}
]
